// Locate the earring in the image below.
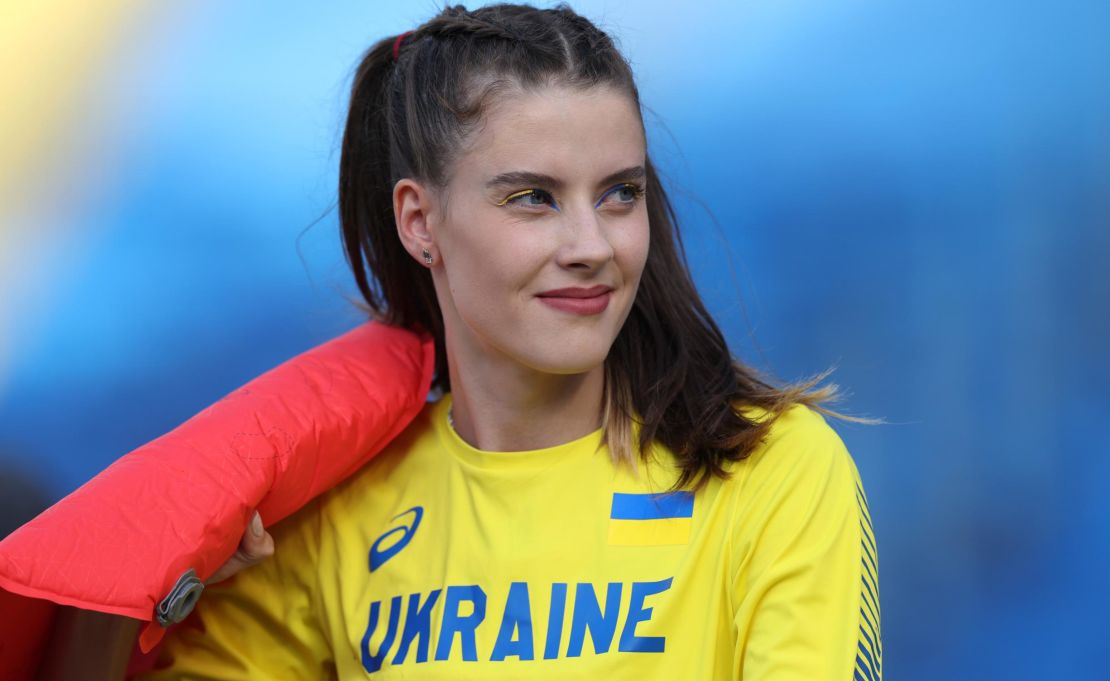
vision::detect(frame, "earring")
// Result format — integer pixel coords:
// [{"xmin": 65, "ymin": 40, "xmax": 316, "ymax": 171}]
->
[{"xmin": 422, "ymin": 248, "xmax": 434, "ymax": 265}]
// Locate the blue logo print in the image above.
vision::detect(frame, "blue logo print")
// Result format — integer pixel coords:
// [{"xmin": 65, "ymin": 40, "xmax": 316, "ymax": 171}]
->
[{"xmin": 369, "ymin": 506, "xmax": 423, "ymax": 572}]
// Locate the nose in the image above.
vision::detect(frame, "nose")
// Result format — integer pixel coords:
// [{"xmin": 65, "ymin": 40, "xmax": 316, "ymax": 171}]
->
[{"xmin": 556, "ymin": 205, "xmax": 615, "ymax": 271}]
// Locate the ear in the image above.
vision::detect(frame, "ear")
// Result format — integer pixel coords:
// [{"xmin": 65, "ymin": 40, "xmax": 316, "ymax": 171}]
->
[{"xmin": 393, "ymin": 178, "xmax": 439, "ymax": 267}]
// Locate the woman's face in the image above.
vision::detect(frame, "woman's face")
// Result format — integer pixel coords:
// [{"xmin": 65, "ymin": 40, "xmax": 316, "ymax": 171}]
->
[{"xmin": 422, "ymin": 84, "xmax": 650, "ymax": 377}]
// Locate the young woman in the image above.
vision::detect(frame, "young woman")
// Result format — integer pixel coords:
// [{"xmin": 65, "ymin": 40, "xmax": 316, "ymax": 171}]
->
[{"xmin": 138, "ymin": 3, "xmax": 882, "ymax": 679}]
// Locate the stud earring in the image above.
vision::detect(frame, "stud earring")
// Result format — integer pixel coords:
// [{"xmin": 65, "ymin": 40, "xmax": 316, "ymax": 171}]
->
[{"xmin": 422, "ymin": 248, "xmax": 434, "ymax": 265}]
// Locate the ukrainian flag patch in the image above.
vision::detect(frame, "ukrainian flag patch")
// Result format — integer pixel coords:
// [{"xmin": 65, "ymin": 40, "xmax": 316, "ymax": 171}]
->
[{"xmin": 607, "ymin": 491, "xmax": 694, "ymax": 546}]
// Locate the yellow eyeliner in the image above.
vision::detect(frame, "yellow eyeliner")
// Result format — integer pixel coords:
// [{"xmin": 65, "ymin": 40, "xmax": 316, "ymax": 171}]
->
[
  {"xmin": 495, "ymin": 183, "xmax": 644, "ymax": 208},
  {"xmin": 495, "ymin": 188, "xmax": 535, "ymax": 206}
]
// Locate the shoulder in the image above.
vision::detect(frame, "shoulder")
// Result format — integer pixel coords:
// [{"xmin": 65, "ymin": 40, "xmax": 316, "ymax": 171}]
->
[
  {"xmin": 735, "ymin": 401, "xmax": 856, "ymax": 476},
  {"xmin": 724, "ymin": 402, "xmax": 863, "ymax": 524},
  {"xmin": 308, "ymin": 397, "xmax": 443, "ymax": 517},
  {"xmin": 723, "ymin": 405, "xmax": 880, "ymax": 680},
  {"xmin": 329, "ymin": 398, "xmax": 441, "ymax": 492},
  {"xmin": 721, "ymin": 403, "xmax": 872, "ymax": 589},
  {"xmin": 245, "ymin": 399, "xmax": 442, "ymax": 582}
]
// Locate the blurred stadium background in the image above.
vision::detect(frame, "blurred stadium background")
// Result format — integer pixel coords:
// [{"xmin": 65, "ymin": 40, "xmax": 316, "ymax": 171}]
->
[{"xmin": 2, "ymin": 1, "xmax": 1107, "ymax": 677}]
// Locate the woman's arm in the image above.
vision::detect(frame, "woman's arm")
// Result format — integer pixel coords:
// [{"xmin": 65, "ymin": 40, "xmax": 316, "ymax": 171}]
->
[
  {"xmin": 35, "ymin": 512, "xmax": 275, "ymax": 681},
  {"xmin": 731, "ymin": 407, "xmax": 882, "ymax": 680},
  {"xmin": 36, "ymin": 608, "xmax": 140, "ymax": 681},
  {"xmin": 132, "ymin": 498, "xmax": 331, "ymax": 680}
]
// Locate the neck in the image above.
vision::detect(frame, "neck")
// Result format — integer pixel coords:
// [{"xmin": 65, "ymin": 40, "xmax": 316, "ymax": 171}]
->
[{"xmin": 444, "ymin": 341, "xmax": 606, "ymax": 452}]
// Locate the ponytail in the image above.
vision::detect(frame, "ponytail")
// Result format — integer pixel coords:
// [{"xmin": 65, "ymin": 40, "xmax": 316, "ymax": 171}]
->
[{"xmin": 338, "ymin": 33, "xmax": 447, "ymax": 382}]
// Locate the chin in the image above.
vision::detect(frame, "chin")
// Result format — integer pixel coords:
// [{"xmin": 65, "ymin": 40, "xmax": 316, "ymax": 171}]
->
[{"xmin": 517, "ymin": 341, "xmax": 613, "ymax": 376}]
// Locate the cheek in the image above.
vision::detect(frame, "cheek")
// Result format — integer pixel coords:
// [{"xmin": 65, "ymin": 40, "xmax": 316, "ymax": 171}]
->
[
  {"xmin": 446, "ymin": 228, "xmax": 540, "ymax": 320},
  {"xmin": 616, "ymin": 216, "xmax": 651, "ymax": 283}
]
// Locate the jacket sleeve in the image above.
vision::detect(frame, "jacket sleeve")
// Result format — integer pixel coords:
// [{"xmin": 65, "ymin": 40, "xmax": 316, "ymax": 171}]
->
[
  {"xmin": 730, "ymin": 407, "xmax": 882, "ymax": 680},
  {"xmin": 133, "ymin": 498, "xmax": 334, "ymax": 680}
]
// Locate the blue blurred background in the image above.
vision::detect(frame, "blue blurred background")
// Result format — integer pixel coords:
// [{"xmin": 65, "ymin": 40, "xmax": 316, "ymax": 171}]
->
[{"xmin": 2, "ymin": 1, "xmax": 1107, "ymax": 677}]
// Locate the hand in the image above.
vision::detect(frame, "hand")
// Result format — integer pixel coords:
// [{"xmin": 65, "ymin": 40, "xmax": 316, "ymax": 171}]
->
[{"xmin": 206, "ymin": 510, "xmax": 274, "ymax": 585}]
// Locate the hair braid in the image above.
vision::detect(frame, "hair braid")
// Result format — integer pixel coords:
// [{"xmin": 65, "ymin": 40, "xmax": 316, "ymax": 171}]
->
[{"xmin": 415, "ymin": 6, "xmax": 526, "ymax": 44}]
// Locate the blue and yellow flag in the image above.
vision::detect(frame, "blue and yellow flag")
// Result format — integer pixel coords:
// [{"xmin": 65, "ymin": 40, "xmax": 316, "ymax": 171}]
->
[{"xmin": 607, "ymin": 491, "xmax": 694, "ymax": 546}]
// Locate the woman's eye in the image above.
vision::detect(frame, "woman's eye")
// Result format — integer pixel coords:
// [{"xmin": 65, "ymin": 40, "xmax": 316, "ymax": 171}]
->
[
  {"xmin": 498, "ymin": 184, "xmax": 644, "ymax": 211},
  {"xmin": 500, "ymin": 188, "xmax": 557, "ymax": 210},
  {"xmin": 598, "ymin": 182, "xmax": 645, "ymax": 207}
]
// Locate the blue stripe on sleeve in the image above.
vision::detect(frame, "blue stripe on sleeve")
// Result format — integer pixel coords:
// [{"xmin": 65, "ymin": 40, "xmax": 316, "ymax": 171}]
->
[
  {"xmin": 609, "ymin": 492, "xmax": 694, "ymax": 520},
  {"xmin": 855, "ymin": 483, "xmax": 882, "ymax": 679}
]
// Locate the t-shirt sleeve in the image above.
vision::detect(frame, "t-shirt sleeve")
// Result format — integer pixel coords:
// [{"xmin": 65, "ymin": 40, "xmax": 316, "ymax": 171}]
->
[
  {"xmin": 134, "ymin": 498, "xmax": 334, "ymax": 680},
  {"xmin": 730, "ymin": 406, "xmax": 882, "ymax": 680}
]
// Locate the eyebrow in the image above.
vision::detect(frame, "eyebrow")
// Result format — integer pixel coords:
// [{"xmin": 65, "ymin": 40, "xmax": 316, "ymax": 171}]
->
[{"xmin": 485, "ymin": 165, "xmax": 645, "ymax": 191}]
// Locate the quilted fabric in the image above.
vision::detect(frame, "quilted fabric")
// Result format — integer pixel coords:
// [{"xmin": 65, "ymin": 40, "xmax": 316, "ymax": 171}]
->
[{"xmin": 0, "ymin": 322, "xmax": 434, "ymax": 674}]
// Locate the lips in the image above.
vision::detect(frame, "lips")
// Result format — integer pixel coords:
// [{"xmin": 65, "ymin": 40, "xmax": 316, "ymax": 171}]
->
[{"xmin": 535, "ymin": 285, "xmax": 613, "ymax": 315}]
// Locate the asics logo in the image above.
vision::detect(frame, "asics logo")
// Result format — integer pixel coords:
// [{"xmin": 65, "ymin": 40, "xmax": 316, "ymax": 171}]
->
[{"xmin": 369, "ymin": 506, "xmax": 423, "ymax": 572}]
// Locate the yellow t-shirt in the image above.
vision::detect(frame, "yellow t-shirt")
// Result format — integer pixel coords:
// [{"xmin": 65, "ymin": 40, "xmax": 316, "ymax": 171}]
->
[{"xmin": 138, "ymin": 395, "xmax": 881, "ymax": 680}]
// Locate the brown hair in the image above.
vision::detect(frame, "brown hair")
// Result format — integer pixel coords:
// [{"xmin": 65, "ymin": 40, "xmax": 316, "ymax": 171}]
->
[{"xmin": 339, "ymin": 2, "xmax": 873, "ymax": 490}]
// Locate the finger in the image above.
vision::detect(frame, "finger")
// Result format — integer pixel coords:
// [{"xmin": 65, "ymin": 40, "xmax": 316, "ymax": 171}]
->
[
  {"xmin": 205, "ymin": 514, "xmax": 274, "ymax": 585},
  {"xmin": 206, "ymin": 535, "xmax": 272, "ymax": 584},
  {"xmin": 237, "ymin": 512, "xmax": 275, "ymax": 561},
  {"xmin": 206, "ymin": 559, "xmax": 239, "ymax": 585}
]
